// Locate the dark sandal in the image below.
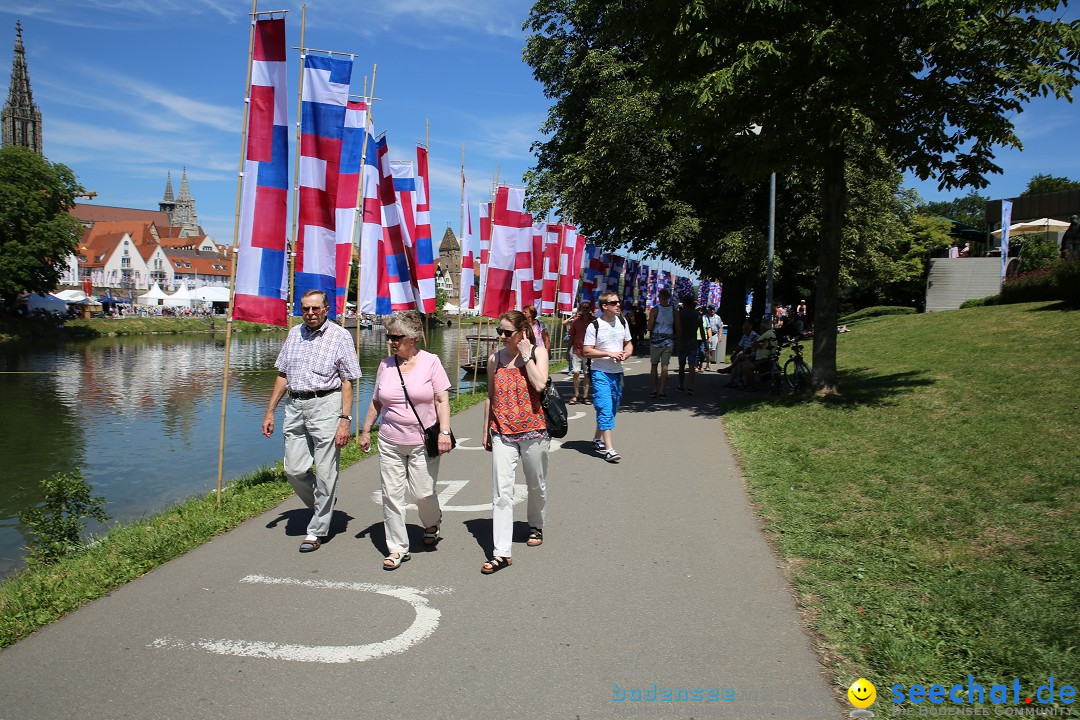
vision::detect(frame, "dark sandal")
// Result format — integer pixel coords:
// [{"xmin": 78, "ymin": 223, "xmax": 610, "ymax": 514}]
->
[
  {"xmin": 481, "ymin": 556, "xmax": 512, "ymax": 574},
  {"xmin": 423, "ymin": 525, "xmax": 441, "ymax": 546},
  {"xmin": 299, "ymin": 538, "xmax": 320, "ymax": 553},
  {"xmin": 568, "ymin": 396, "xmax": 578, "ymax": 405},
  {"xmin": 583, "ymin": 397, "xmax": 592, "ymax": 404},
  {"xmin": 527, "ymin": 527, "xmax": 543, "ymax": 547}
]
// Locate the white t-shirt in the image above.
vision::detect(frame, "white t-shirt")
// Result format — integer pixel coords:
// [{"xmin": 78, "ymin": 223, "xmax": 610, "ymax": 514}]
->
[{"xmin": 584, "ymin": 315, "xmax": 631, "ymax": 374}]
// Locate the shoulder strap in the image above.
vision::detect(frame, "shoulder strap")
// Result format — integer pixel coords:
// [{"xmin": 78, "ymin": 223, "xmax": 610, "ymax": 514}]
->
[{"xmin": 394, "ymin": 356, "xmax": 426, "ymax": 430}]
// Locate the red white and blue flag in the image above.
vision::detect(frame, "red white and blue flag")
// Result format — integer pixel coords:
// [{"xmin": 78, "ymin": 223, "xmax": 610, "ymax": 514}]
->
[
  {"xmin": 623, "ymin": 259, "xmax": 639, "ymax": 307},
  {"xmin": 637, "ymin": 263, "xmax": 650, "ymax": 310},
  {"xmin": 349, "ymin": 101, "xmax": 381, "ymax": 315},
  {"xmin": 294, "ymin": 54, "xmax": 352, "ymax": 318},
  {"xmin": 459, "ymin": 174, "xmax": 476, "ymax": 309},
  {"xmin": 413, "ymin": 147, "xmax": 438, "ymax": 313},
  {"xmin": 375, "ymin": 136, "xmax": 416, "ymax": 313},
  {"xmin": 233, "ymin": 18, "xmax": 289, "ymax": 326},
  {"xmin": 336, "ymin": 99, "xmax": 376, "ymax": 315}
]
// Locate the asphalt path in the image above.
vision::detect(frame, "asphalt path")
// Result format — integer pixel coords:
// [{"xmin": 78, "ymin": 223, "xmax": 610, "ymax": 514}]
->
[{"xmin": 0, "ymin": 357, "xmax": 845, "ymax": 720}]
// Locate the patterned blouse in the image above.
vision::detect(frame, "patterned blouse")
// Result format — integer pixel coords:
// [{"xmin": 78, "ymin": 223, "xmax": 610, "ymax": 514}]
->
[{"xmin": 489, "ymin": 358, "xmax": 548, "ymax": 441}]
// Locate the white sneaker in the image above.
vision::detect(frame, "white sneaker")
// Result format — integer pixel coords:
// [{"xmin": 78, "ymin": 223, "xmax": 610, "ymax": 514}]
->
[
  {"xmin": 593, "ymin": 438, "xmax": 606, "ymax": 453},
  {"xmin": 604, "ymin": 449, "xmax": 621, "ymax": 463}
]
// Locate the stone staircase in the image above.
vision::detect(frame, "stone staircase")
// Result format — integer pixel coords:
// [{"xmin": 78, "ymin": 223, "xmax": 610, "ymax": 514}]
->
[{"xmin": 924, "ymin": 257, "xmax": 1002, "ymax": 312}]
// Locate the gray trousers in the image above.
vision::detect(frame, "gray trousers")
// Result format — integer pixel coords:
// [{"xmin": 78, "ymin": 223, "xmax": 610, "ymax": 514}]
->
[{"xmin": 283, "ymin": 392, "xmax": 341, "ymax": 538}]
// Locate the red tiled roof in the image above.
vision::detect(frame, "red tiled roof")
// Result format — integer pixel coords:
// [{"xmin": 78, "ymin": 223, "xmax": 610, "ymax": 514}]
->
[
  {"xmin": 70, "ymin": 204, "xmax": 171, "ymax": 228},
  {"xmin": 77, "ymin": 231, "xmax": 125, "ymax": 268},
  {"xmin": 170, "ymin": 254, "xmax": 231, "ymax": 277},
  {"xmin": 82, "ymin": 220, "xmax": 158, "ymax": 246}
]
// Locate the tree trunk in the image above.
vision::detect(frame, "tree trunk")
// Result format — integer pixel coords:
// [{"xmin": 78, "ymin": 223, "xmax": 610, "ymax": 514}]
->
[{"xmin": 811, "ymin": 143, "xmax": 846, "ymax": 395}]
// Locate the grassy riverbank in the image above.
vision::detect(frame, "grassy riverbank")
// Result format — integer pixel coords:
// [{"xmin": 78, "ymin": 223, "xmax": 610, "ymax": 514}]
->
[
  {"xmin": 722, "ymin": 301, "xmax": 1079, "ymax": 691},
  {"xmin": 0, "ymin": 316, "xmax": 280, "ymax": 341},
  {"xmin": 0, "ymin": 390, "xmax": 488, "ymax": 649}
]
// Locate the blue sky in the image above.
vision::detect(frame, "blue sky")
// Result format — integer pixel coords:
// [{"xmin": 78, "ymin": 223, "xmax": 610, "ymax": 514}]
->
[{"xmin": 2, "ymin": 1, "xmax": 1078, "ymax": 251}]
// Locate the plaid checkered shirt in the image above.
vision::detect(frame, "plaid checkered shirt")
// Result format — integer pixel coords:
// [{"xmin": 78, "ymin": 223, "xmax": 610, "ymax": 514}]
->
[{"xmin": 274, "ymin": 320, "xmax": 362, "ymax": 392}]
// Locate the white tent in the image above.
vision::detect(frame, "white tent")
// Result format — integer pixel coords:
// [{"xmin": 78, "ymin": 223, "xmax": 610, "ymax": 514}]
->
[
  {"xmin": 137, "ymin": 283, "xmax": 169, "ymax": 306},
  {"xmin": 53, "ymin": 289, "xmax": 91, "ymax": 304},
  {"xmin": 163, "ymin": 282, "xmax": 196, "ymax": 308},
  {"xmin": 193, "ymin": 286, "xmax": 230, "ymax": 304},
  {"xmin": 25, "ymin": 293, "xmax": 68, "ymax": 314}
]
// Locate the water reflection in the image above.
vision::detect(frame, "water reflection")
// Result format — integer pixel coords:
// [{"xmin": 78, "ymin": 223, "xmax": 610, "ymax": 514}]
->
[{"xmin": 0, "ymin": 324, "xmax": 484, "ymax": 575}]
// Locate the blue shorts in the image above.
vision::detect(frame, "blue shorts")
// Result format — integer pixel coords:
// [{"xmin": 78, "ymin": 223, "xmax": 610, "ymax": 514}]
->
[
  {"xmin": 677, "ymin": 345, "xmax": 698, "ymax": 367},
  {"xmin": 590, "ymin": 370, "xmax": 623, "ymax": 431}
]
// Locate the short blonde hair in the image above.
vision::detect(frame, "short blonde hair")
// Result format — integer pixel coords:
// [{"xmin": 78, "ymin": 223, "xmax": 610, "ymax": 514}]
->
[{"xmin": 384, "ymin": 310, "xmax": 424, "ymax": 340}]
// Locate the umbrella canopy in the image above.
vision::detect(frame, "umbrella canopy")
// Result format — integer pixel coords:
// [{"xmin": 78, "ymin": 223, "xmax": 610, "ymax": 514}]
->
[{"xmin": 991, "ymin": 218, "xmax": 1071, "ymax": 237}]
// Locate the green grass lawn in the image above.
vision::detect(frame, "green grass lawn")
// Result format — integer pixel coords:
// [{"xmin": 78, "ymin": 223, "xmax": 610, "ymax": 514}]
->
[{"xmin": 723, "ymin": 301, "xmax": 1079, "ymax": 695}]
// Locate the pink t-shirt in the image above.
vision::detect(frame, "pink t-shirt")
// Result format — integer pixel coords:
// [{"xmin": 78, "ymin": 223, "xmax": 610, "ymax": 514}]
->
[{"xmin": 373, "ymin": 350, "xmax": 452, "ymax": 446}]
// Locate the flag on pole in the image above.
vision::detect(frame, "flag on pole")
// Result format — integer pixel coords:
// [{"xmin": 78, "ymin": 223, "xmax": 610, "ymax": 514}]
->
[
  {"xmin": 413, "ymin": 146, "xmax": 438, "ymax": 313},
  {"xmin": 581, "ymin": 243, "xmax": 605, "ymax": 304},
  {"xmin": 483, "ymin": 186, "xmax": 530, "ymax": 318},
  {"xmin": 478, "ymin": 201, "xmax": 492, "ymax": 313},
  {"xmin": 375, "ymin": 136, "xmax": 416, "ymax": 313},
  {"xmin": 1001, "ymin": 200, "xmax": 1013, "ymax": 282},
  {"xmin": 512, "ymin": 218, "xmax": 539, "ymax": 309},
  {"xmin": 556, "ymin": 224, "xmax": 578, "ymax": 314},
  {"xmin": 335, "ymin": 99, "xmax": 373, "ymax": 315},
  {"xmin": 570, "ymin": 228, "xmax": 587, "ymax": 307},
  {"xmin": 233, "ymin": 18, "xmax": 289, "ymax": 327},
  {"xmin": 674, "ymin": 275, "xmax": 694, "ymax": 301},
  {"xmin": 638, "ymin": 263, "xmax": 651, "ymax": 310},
  {"xmin": 541, "ymin": 223, "xmax": 561, "ymax": 315},
  {"xmin": 604, "ymin": 254, "xmax": 625, "ymax": 299},
  {"xmin": 459, "ymin": 174, "xmax": 476, "ymax": 309},
  {"xmin": 531, "ymin": 221, "xmax": 546, "ymax": 308},
  {"xmin": 352, "ymin": 101, "xmax": 381, "ymax": 314},
  {"xmin": 646, "ymin": 268, "xmax": 658, "ymax": 310},
  {"xmin": 623, "ymin": 259, "xmax": 638, "ymax": 307},
  {"xmin": 293, "ymin": 54, "xmax": 351, "ymax": 318}
]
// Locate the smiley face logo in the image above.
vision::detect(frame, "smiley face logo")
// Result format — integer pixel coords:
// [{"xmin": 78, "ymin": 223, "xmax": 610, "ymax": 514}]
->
[{"xmin": 848, "ymin": 678, "xmax": 877, "ymax": 709}]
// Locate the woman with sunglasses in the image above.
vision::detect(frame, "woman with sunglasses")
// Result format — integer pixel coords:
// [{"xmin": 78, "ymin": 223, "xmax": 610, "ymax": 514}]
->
[
  {"xmin": 480, "ymin": 310, "xmax": 550, "ymax": 574},
  {"xmin": 359, "ymin": 311, "xmax": 452, "ymax": 570}
]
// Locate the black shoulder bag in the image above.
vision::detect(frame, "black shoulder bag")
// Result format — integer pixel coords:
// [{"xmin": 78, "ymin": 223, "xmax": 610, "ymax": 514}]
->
[{"xmin": 394, "ymin": 356, "xmax": 455, "ymax": 457}]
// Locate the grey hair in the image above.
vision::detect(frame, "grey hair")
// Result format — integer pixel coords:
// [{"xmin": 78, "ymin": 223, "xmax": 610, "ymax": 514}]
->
[{"xmin": 384, "ymin": 310, "xmax": 424, "ymax": 340}]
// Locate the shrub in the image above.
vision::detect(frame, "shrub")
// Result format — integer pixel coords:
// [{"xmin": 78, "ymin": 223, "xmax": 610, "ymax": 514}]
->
[
  {"xmin": 18, "ymin": 470, "xmax": 110, "ymax": 565},
  {"xmin": 1000, "ymin": 265, "xmax": 1058, "ymax": 305},
  {"xmin": 840, "ymin": 306, "xmax": 917, "ymax": 323},
  {"xmin": 959, "ymin": 296, "xmax": 999, "ymax": 308},
  {"xmin": 1015, "ymin": 237, "xmax": 1061, "ymax": 274}
]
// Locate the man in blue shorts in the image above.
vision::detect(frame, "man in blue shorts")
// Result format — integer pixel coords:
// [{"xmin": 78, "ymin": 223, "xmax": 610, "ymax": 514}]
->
[{"xmin": 583, "ymin": 291, "xmax": 633, "ymax": 463}]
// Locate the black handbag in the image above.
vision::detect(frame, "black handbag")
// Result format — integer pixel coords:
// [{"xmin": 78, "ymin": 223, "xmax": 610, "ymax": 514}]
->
[
  {"xmin": 541, "ymin": 377, "xmax": 569, "ymax": 438},
  {"xmin": 394, "ymin": 356, "xmax": 455, "ymax": 457}
]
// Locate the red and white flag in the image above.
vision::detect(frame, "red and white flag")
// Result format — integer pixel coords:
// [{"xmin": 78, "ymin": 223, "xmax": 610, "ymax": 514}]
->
[
  {"xmin": 541, "ymin": 223, "xmax": 561, "ymax": 315},
  {"xmin": 557, "ymin": 224, "xmax": 579, "ymax": 314},
  {"xmin": 459, "ymin": 174, "xmax": 476, "ymax": 309},
  {"xmin": 478, "ymin": 200, "xmax": 491, "ymax": 314},
  {"xmin": 482, "ymin": 187, "xmax": 530, "ymax": 318}
]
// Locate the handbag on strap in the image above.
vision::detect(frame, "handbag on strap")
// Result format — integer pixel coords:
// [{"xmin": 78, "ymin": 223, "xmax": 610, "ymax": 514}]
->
[{"xmin": 394, "ymin": 356, "xmax": 455, "ymax": 457}]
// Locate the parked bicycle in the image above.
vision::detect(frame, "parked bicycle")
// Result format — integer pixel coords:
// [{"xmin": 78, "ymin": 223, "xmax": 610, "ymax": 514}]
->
[{"xmin": 780, "ymin": 337, "xmax": 812, "ymax": 391}]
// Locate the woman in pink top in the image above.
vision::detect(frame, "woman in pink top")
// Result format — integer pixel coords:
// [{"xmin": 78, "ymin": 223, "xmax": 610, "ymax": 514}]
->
[{"xmin": 359, "ymin": 311, "xmax": 453, "ymax": 570}]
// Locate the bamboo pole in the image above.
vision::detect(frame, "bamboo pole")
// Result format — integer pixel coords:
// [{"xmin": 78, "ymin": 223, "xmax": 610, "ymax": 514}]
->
[
  {"xmin": 215, "ymin": 0, "xmax": 268, "ymax": 506},
  {"xmin": 285, "ymin": 4, "xmax": 307, "ymax": 323},
  {"xmin": 352, "ymin": 69, "xmax": 376, "ymax": 440}
]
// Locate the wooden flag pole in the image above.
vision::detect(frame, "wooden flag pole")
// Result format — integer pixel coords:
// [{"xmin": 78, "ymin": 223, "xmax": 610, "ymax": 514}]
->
[
  {"xmin": 351, "ymin": 68, "xmax": 377, "ymax": 440},
  {"xmin": 424, "ymin": 117, "xmax": 430, "ymax": 345},
  {"xmin": 214, "ymin": 0, "xmax": 264, "ymax": 507},
  {"xmin": 472, "ymin": 168, "xmax": 499, "ymax": 388},
  {"xmin": 456, "ymin": 143, "xmax": 465, "ymax": 396},
  {"xmin": 285, "ymin": 4, "xmax": 308, "ymax": 325}
]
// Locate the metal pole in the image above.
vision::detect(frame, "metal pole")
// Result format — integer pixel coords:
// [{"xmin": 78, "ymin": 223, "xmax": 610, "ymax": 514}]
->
[{"xmin": 766, "ymin": 171, "xmax": 776, "ymax": 319}]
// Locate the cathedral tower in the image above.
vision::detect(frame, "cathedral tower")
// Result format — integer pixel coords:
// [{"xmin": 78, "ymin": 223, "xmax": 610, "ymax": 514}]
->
[
  {"xmin": 2, "ymin": 21, "xmax": 43, "ymax": 155},
  {"xmin": 173, "ymin": 167, "xmax": 200, "ymax": 236}
]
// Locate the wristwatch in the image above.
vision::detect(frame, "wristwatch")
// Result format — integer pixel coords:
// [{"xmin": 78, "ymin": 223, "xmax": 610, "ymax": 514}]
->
[
  {"xmin": 339, "ymin": 414, "xmax": 352, "ymax": 421},
  {"xmin": 440, "ymin": 429, "xmax": 452, "ymax": 435}
]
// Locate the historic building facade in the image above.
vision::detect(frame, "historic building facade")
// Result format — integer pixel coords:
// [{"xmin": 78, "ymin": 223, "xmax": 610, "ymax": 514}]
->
[{"xmin": 2, "ymin": 21, "xmax": 43, "ymax": 155}]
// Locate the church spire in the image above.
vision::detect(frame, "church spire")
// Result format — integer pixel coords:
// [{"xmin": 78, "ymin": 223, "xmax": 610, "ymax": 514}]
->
[
  {"xmin": 162, "ymin": 171, "xmax": 175, "ymax": 203},
  {"xmin": 172, "ymin": 166, "xmax": 199, "ymax": 237},
  {"xmin": 177, "ymin": 166, "xmax": 192, "ymax": 201},
  {"xmin": 2, "ymin": 21, "xmax": 43, "ymax": 155}
]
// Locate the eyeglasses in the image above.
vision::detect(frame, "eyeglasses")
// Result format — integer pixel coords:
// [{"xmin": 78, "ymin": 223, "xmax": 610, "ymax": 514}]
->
[
  {"xmin": 496, "ymin": 328, "xmax": 516, "ymax": 337},
  {"xmin": 386, "ymin": 334, "xmax": 406, "ymax": 341},
  {"xmin": 601, "ymin": 300, "xmax": 620, "ymax": 306},
  {"xmin": 301, "ymin": 305, "xmax": 326, "ymax": 313}
]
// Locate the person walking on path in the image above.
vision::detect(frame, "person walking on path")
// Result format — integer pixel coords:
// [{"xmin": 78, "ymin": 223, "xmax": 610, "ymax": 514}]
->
[
  {"xmin": 703, "ymin": 306, "xmax": 722, "ymax": 371},
  {"xmin": 358, "ymin": 311, "xmax": 453, "ymax": 570},
  {"xmin": 481, "ymin": 310, "xmax": 550, "ymax": 574},
  {"xmin": 584, "ymin": 291, "xmax": 633, "ymax": 462},
  {"xmin": 566, "ymin": 301, "xmax": 594, "ymax": 405},
  {"xmin": 523, "ymin": 304, "xmax": 551, "ymax": 350},
  {"xmin": 261, "ymin": 289, "xmax": 361, "ymax": 553},
  {"xmin": 647, "ymin": 288, "xmax": 678, "ymax": 398},
  {"xmin": 675, "ymin": 296, "xmax": 706, "ymax": 395}
]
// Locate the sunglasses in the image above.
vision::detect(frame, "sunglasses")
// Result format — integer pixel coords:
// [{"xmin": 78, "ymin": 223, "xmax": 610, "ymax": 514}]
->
[
  {"xmin": 386, "ymin": 333, "xmax": 407, "ymax": 341},
  {"xmin": 496, "ymin": 328, "xmax": 517, "ymax": 337},
  {"xmin": 601, "ymin": 300, "xmax": 620, "ymax": 306},
  {"xmin": 301, "ymin": 305, "xmax": 326, "ymax": 313}
]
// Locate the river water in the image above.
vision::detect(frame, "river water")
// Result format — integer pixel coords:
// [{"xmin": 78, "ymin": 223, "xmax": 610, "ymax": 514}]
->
[{"xmin": 0, "ymin": 324, "xmax": 487, "ymax": 575}]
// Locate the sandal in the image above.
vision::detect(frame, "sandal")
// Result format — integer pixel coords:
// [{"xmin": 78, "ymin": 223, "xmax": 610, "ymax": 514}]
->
[
  {"xmin": 649, "ymin": 391, "xmax": 658, "ymax": 398},
  {"xmin": 383, "ymin": 552, "xmax": 411, "ymax": 570},
  {"xmin": 583, "ymin": 397, "xmax": 592, "ymax": 404},
  {"xmin": 568, "ymin": 396, "xmax": 578, "ymax": 405},
  {"xmin": 481, "ymin": 556, "xmax": 512, "ymax": 574},
  {"xmin": 527, "ymin": 527, "xmax": 543, "ymax": 547},
  {"xmin": 423, "ymin": 525, "xmax": 441, "ymax": 546},
  {"xmin": 298, "ymin": 538, "xmax": 320, "ymax": 553}
]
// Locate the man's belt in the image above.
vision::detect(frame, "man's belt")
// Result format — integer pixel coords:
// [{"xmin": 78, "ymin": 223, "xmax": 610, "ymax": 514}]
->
[{"xmin": 288, "ymin": 387, "xmax": 341, "ymax": 400}]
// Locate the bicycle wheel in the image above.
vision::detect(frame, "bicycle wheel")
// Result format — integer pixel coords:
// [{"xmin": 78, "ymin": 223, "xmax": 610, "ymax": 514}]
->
[{"xmin": 784, "ymin": 358, "xmax": 812, "ymax": 391}]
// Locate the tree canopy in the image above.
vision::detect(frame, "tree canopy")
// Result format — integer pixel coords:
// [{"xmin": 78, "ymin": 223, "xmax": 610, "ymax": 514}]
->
[
  {"xmin": 1021, "ymin": 173, "xmax": 1080, "ymax": 196},
  {"xmin": 0, "ymin": 147, "xmax": 85, "ymax": 312},
  {"xmin": 524, "ymin": 0, "xmax": 1080, "ymax": 392}
]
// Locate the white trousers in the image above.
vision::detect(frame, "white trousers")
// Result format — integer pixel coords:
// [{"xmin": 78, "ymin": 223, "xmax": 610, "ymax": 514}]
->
[
  {"xmin": 378, "ymin": 438, "xmax": 442, "ymax": 555},
  {"xmin": 491, "ymin": 434, "xmax": 549, "ymax": 557},
  {"xmin": 283, "ymin": 392, "xmax": 341, "ymax": 538}
]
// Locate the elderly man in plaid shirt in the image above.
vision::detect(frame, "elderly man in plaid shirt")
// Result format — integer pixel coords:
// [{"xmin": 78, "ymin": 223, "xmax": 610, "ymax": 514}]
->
[{"xmin": 262, "ymin": 289, "xmax": 362, "ymax": 553}]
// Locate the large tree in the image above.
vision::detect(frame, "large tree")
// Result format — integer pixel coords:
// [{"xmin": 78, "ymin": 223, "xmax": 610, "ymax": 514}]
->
[
  {"xmin": 524, "ymin": 0, "xmax": 1079, "ymax": 393},
  {"xmin": 0, "ymin": 147, "xmax": 84, "ymax": 312},
  {"xmin": 1021, "ymin": 173, "xmax": 1080, "ymax": 195}
]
